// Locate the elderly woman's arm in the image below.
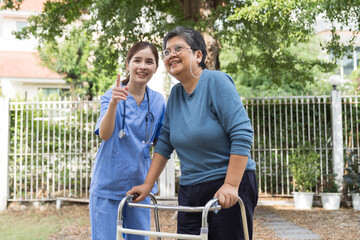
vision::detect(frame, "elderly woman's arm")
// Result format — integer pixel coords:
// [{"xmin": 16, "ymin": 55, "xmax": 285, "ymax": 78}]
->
[{"xmin": 214, "ymin": 154, "xmax": 248, "ymax": 208}]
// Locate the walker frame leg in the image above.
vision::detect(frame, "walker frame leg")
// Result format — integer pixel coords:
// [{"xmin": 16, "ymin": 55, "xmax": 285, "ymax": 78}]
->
[{"xmin": 117, "ymin": 195, "xmax": 249, "ymax": 240}]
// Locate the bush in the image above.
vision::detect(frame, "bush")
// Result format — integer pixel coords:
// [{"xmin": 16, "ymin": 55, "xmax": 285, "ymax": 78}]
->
[{"xmin": 289, "ymin": 145, "xmax": 320, "ymax": 192}]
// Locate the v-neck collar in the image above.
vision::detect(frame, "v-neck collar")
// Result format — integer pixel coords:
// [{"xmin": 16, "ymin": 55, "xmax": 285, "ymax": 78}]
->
[
  {"xmin": 184, "ymin": 71, "xmax": 204, "ymax": 100},
  {"xmin": 121, "ymin": 84, "xmax": 149, "ymax": 111}
]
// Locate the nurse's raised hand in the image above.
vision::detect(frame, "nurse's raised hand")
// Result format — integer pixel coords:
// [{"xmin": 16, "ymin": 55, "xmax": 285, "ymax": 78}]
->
[
  {"xmin": 126, "ymin": 183, "xmax": 153, "ymax": 203},
  {"xmin": 110, "ymin": 74, "xmax": 129, "ymax": 106}
]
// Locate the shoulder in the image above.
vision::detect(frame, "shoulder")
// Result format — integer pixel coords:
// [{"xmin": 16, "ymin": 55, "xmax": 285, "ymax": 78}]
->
[
  {"xmin": 147, "ymin": 87, "xmax": 166, "ymax": 104},
  {"xmin": 169, "ymin": 82, "xmax": 183, "ymax": 95},
  {"xmin": 201, "ymin": 69, "xmax": 236, "ymax": 94},
  {"xmin": 202, "ymin": 69, "xmax": 234, "ymax": 85},
  {"xmin": 103, "ymin": 88, "xmax": 113, "ymax": 98},
  {"xmin": 147, "ymin": 87, "xmax": 165, "ymax": 101},
  {"xmin": 100, "ymin": 88, "xmax": 113, "ymax": 102}
]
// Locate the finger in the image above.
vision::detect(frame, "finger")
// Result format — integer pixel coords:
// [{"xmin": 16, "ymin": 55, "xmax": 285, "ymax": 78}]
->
[
  {"xmin": 126, "ymin": 189, "xmax": 135, "ymax": 196},
  {"xmin": 217, "ymin": 195, "xmax": 225, "ymax": 207},
  {"xmin": 223, "ymin": 196, "xmax": 230, "ymax": 209},
  {"xmin": 113, "ymin": 86, "xmax": 129, "ymax": 97},
  {"xmin": 132, "ymin": 193, "xmax": 145, "ymax": 203},
  {"xmin": 113, "ymin": 93, "xmax": 128, "ymax": 101},
  {"xmin": 116, "ymin": 74, "xmax": 121, "ymax": 87},
  {"xmin": 132, "ymin": 193, "xmax": 140, "ymax": 201}
]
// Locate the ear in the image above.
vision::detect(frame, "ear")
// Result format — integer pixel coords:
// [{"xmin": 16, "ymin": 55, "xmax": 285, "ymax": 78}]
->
[
  {"xmin": 195, "ymin": 50, "xmax": 203, "ymax": 64},
  {"xmin": 126, "ymin": 61, "xmax": 129, "ymax": 71}
]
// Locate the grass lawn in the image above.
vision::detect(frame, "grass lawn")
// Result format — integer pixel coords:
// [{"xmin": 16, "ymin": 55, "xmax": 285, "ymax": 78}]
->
[{"xmin": 0, "ymin": 202, "xmax": 90, "ymax": 240}]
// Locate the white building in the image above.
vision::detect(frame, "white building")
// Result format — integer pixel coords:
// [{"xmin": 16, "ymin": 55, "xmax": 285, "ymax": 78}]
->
[
  {"xmin": 0, "ymin": 0, "xmax": 68, "ymax": 100},
  {"xmin": 315, "ymin": 16, "xmax": 360, "ymax": 80}
]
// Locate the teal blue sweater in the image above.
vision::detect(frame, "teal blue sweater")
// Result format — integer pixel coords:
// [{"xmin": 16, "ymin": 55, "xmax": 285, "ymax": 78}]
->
[{"xmin": 155, "ymin": 69, "xmax": 255, "ymax": 186}]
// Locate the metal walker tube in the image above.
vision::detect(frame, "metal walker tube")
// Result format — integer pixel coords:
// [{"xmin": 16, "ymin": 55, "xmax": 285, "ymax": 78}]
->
[{"xmin": 117, "ymin": 194, "xmax": 249, "ymax": 240}]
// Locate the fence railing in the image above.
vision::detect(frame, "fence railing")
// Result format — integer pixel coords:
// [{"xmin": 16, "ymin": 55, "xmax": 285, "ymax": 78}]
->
[
  {"xmin": 1, "ymin": 90, "xmax": 359, "ymax": 209},
  {"xmin": 244, "ymin": 96, "xmax": 333, "ymax": 196},
  {"xmin": 7, "ymin": 99, "xmax": 100, "ymax": 201}
]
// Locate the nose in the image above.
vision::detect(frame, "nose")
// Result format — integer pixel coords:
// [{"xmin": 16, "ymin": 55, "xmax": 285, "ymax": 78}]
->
[
  {"xmin": 169, "ymin": 48, "xmax": 177, "ymax": 58},
  {"xmin": 139, "ymin": 61, "xmax": 147, "ymax": 69}
]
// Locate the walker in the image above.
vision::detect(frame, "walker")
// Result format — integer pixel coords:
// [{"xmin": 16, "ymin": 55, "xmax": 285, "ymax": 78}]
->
[{"xmin": 116, "ymin": 193, "xmax": 249, "ymax": 240}]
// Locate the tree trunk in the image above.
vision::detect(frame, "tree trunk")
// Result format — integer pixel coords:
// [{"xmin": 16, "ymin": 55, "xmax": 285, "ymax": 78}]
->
[{"xmin": 178, "ymin": 0, "xmax": 222, "ymax": 70}]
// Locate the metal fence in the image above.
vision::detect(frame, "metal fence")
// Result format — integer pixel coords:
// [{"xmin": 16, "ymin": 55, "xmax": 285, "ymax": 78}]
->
[
  {"xmin": 2, "ymin": 92, "xmax": 360, "ymax": 203},
  {"xmin": 7, "ymin": 99, "xmax": 100, "ymax": 201},
  {"xmin": 244, "ymin": 96, "xmax": 333, "ymax": 196},
  {"xmin": 343, "ymin": 95, "xmax": 360, "ymax": 153}
]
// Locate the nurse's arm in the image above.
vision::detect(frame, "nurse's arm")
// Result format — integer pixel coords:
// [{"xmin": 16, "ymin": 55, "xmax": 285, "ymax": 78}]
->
[
  {"xmin": 99, "ymin": 102, "xmax": 118, "ymax": 140},
  {"xmin": 127, "ymin": 153, "xmax": 168, "ymax": 202},
  {"xmin": 99, "ymin": 75, "xmax": 129, "ymax": 140}
]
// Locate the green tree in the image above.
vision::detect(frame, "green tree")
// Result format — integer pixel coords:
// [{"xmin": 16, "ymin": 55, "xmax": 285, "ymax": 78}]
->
[
  {"xmin": 218, "ymin": 0, "xmax": 360, "ymax": 91},
  {"xmin": 2, "ymin": 0, "xmax": 360, "ymax": 93},
  {"xmin": 38, "ymin": 28, "xmax": 115, "ymax": 99},
  {"xmin": 220, "ymin": 36, "xmax": 334, "ymax": 96}
]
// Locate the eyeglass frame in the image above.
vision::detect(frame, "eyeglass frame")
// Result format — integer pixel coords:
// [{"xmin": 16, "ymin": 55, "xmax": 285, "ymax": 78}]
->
[{"xmin": 161, "ymin": 45, "xmax": 193, "ymax": 59}]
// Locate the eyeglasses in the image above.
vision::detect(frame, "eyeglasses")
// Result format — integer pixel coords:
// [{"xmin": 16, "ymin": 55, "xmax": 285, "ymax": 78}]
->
[{"xmin": 162, "ymin": 45, "xmax": 192, "ymax": 59}]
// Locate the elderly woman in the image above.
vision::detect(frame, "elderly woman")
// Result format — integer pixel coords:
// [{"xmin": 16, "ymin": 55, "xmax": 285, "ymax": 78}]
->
[{"xmin": 128, "ymin": 27, "xmax": 258, "ymax": 240}]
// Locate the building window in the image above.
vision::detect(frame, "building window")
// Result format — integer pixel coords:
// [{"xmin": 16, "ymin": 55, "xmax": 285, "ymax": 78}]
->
[
  {"xmin": 39, "ymin": 88, "xmax": 69, "ymax": 97},
  {"xmin": 16, "ymin": 21, "xmax": 28, "ymax": 32}
]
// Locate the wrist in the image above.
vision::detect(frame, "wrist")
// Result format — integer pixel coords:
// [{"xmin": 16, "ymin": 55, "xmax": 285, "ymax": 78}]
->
[
  {"xmin": 109, "ymin": 99, "xmax": 118, "ymax": 107},
  {"xmin": 224, "ymin": 181, "xmax": 239, "ymax": 189},
  {"xmin": 144, "ymin": 181, "xmax": 155, "ymax": 188}
]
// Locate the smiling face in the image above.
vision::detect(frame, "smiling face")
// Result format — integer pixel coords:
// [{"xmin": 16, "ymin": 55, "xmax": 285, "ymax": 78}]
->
[
  {"xmin": 163, "ymin": 36, "xmax": 198, "ymax": 79},
  {"xmin": 127, "ymin": 47, "xmax": 158, "ymax": 85}
]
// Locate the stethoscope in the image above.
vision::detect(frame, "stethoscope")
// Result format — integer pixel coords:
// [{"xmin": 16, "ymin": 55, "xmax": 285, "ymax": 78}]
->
[{"xmin": 118, "ymin": 86, "xmax": 154, "ymax": 145}]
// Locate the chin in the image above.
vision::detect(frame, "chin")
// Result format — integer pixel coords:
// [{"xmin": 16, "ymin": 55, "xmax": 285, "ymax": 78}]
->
[{"xmin": 169, "ymin": 67, "xmax": 183, "ymax": 76}]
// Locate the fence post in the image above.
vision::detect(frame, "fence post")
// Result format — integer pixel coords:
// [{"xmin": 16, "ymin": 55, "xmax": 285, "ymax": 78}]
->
[
  {"xmin": 159, "ymin": 152, "xmax": 175, "ymax": 198},
  {"xmin": 0, "ymin": 97, "xmax": 10, "ymax": 212},
  {"xmin": 331, "ymin": 89, "xmax": 344, "ymax": 190}
]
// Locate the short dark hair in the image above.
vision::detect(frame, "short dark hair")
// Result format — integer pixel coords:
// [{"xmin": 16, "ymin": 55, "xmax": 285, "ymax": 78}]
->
[
  {"xmin": 163, "ymin": 26, "xmax": 207, "ymax": 69},
  {"xmin": 122, "ymin": 41, "xmax": 159, "ymax": 85}
]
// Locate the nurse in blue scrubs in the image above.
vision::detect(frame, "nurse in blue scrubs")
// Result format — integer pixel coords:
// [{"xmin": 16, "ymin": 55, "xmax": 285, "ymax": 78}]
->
[{"xmin": 89, "ymin": 42, "xmax": 166, "ymax": 240}]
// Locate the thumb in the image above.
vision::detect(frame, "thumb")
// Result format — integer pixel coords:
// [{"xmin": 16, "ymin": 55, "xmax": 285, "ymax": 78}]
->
[{"xmin": 116, "ymin": 74, "xmax": 121, "ymax": 87}]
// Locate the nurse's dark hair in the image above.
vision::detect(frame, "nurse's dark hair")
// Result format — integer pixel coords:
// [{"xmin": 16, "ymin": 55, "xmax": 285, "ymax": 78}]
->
[
  {"xmin": 163, "ymin": 26, "xmax": 207, "ymax": 69},
  {"xmin": 122, "ymin": 41, "xmax": 159, "ymax": 85}
]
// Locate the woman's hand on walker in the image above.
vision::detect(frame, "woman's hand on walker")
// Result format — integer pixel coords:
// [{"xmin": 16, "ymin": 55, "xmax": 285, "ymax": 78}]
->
[
  {"xmin": 214, "ymin": 183, "xmax": 238, "ymax": 209},
  {"xmin": 126, "ymin": 183, "xmax": 153, "ymax": 203},
  {"xmin": 110, "ymin": 74, "xmax": 129, "ymax": 106}
]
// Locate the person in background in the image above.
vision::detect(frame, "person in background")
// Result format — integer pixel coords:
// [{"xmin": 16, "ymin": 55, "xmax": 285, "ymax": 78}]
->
[
  {"xmin": 89, "ymin": 41, "xmax": 166, "ymax": 240},
  {"xmin": 128, "ymin": 26, "xmax": 258, "ymax": 240}
]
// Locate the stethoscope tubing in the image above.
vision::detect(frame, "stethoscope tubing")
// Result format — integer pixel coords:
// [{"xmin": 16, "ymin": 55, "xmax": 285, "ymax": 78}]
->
[{"xmin": 119, "ymin": 86, "xmax": 154, "ymax": 145}]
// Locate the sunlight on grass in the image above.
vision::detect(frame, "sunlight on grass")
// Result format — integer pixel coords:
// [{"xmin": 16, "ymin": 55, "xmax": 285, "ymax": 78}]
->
[{"xmin": 0, "ymin": 203, "xmax": 89, "ymax": 240}]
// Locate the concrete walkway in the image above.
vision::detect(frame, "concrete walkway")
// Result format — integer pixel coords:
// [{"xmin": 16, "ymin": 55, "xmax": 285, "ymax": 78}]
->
[{"xmin": 255, "ymin": 208, "xmax": 321, "ymax": 240}]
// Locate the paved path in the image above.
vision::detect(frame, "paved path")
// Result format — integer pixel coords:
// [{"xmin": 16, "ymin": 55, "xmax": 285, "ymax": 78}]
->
[{"xmin": 255, "ymin": 208, "xmax": 321, "ymax": 240}]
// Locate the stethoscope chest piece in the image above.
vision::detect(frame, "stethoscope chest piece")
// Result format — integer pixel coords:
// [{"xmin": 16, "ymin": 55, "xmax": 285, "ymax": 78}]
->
[
  {"xmin": 119, "ymin": 129, "xmax": 126, "ymax": 139},
  {"xmin": 118, "ymin": 87, "xmax": 153, "ymax": 144}
]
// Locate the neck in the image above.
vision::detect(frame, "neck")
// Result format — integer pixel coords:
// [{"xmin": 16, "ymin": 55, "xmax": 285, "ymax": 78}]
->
[
  {"xmin": 178, "ymin": 68, "xmax": 203, "ymax": 94},
  {"xmin": 127, "ymin": 81, "xmax": 147, "ymax": 105}
]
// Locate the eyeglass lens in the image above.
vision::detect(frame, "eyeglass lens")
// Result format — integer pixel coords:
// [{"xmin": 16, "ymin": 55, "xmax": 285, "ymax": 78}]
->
[{"xmin": 163, "ymin": 45, "xmax": 188, "ymax": 58}]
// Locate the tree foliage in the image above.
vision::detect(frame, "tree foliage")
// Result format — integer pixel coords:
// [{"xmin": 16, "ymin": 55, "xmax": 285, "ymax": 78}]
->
[
  {"xmin": 218, "ymin": 0, "xmax": 360, "ymax": 92},
  {"xmin": 38, "ymin": 28, "xmax": 116, "ymax": 99},
  {"xmin": 2, "ymin": 0, "xmax": 360, "ymax": 95}
]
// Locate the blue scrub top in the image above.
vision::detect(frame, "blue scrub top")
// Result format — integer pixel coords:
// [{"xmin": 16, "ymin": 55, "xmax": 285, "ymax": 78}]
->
[{"xmin": 90, "ymin": 86, "xmax": 166, "ymax": 200}]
